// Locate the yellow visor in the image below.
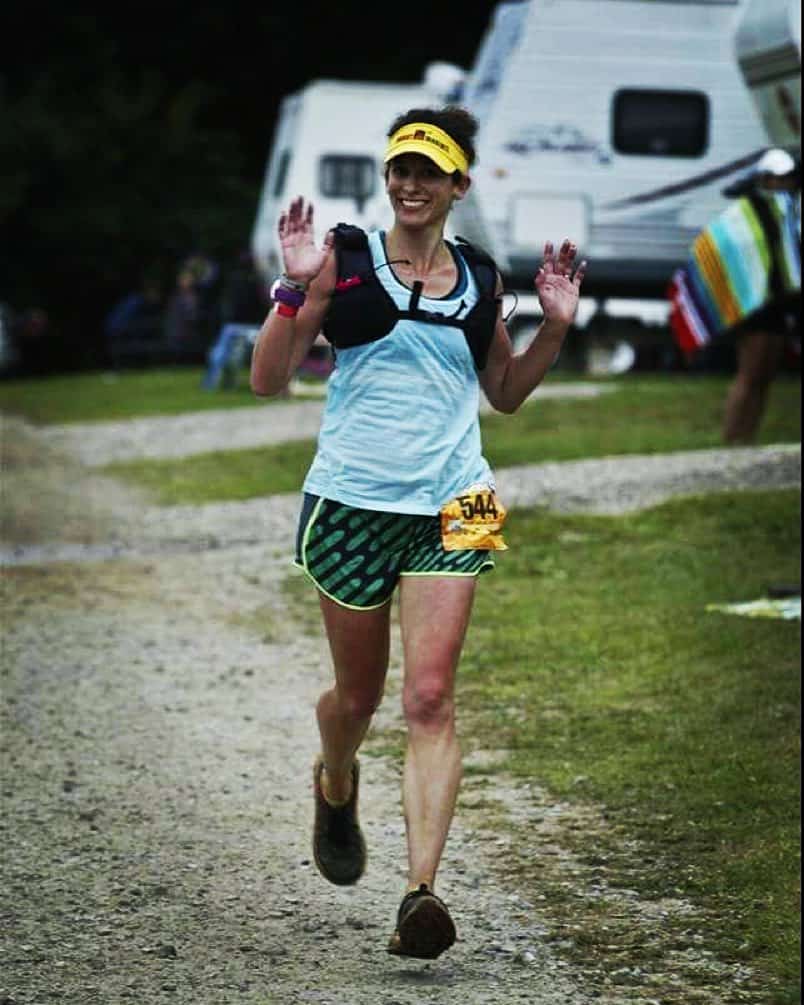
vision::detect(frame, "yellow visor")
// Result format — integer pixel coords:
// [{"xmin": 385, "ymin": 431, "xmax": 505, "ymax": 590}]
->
[{"xmin": 384, "ymin": 122, "xmax": 469, "ymax": 176}]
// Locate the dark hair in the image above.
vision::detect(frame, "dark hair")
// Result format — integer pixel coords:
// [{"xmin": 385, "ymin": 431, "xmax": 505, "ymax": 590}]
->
[{"xmin": 386, "ymin": 105, "xmax": 479, "ymax": 176}]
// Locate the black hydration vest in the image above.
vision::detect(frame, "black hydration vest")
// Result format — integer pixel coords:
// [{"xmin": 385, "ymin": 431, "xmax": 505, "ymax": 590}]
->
[{"xmin": 321, "ymin": 224, "xmax": 501, "ymax": 371}]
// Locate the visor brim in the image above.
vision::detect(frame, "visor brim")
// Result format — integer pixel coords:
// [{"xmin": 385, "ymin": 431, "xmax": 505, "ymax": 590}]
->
[{"xmin": 383, "ymin": 141, "xmax": 461, "ymax": 175}]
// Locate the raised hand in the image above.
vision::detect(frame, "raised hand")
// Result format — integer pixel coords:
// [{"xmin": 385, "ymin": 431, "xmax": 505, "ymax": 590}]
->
[
  {"xmin": 534, "ymin": 239, "xmax": 586, "ymax": 328},
  {"xmin": 277, "ymin": 196, "xmax": 334, "ymax": 285}
]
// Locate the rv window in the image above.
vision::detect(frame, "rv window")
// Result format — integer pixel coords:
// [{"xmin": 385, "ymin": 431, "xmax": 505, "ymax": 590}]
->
[
  {"xmin": 272, "ymin": 151, "xmax": 291, "ymax": 198},
  {"xmin": 319, "ymin": 156, "xmax": 376, "ymax": 202},
  {"xmin": 612, "ymin": 90, "xmax": 709, "ymax": 158}
]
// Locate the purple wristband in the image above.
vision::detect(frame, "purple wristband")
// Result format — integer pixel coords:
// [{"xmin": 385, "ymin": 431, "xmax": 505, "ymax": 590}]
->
[{"xmin": 271, "ymin": 282, "xmax": 306, "ymax": 308}]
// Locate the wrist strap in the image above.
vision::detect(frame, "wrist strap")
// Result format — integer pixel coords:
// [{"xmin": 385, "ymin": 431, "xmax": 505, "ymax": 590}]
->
[
  {"xmin": 271, "ymin": 283, "xmax": 306, "ymax": 308},
  {"xmin": 276, "ymin": 302, "xmax": 299, "ymax": 319},
  {"xmin": 279, "ymin": 274, "xmax": 308, "ymax": 292}
]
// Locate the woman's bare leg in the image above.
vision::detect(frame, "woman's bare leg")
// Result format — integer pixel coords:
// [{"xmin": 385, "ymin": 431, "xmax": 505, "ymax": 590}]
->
[
  {"xmin": 397, "ymin": 575, "xmax": 477, "ymax": 891},
  {"xmin": 315, "ymin": 594, "xmax": 391, "ymax": 802},
  {"xmin": 723, "ymin": 332, "xmax": 783, "ymax": 444}
]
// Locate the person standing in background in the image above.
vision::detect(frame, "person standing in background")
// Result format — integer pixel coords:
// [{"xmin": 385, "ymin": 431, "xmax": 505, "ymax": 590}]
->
[
  {"xmin": 669, "ymin": 148, "xmax": 801, "ymax": 443},
  {"xmin": 721, "ymin": 150, "xmax": 801, "ymax": 443}
]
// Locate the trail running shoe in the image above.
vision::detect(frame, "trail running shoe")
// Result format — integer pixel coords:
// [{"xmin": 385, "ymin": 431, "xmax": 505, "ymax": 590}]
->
[
  {"xmin": 312, "ymin": 757, "xmax": 366, "ymax": 886},
  {"xmin": 387, "ymin": 883, "xmax": 456, "ymax": 959}
]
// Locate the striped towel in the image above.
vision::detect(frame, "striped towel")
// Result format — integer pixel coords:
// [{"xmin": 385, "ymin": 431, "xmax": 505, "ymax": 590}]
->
[{"xmin": 668, "ymin": 192, "xmax": 801, "ymax": 354}]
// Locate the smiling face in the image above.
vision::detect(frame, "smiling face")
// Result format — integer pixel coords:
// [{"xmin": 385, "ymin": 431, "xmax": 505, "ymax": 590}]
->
[{"xmin": 385, "ymin": 153, "xmax": 470, "ymax": 229}]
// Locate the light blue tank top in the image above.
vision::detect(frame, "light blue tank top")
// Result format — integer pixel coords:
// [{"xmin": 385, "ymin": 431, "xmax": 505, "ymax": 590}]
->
[{"xmin": 302, "ymin": 230, "xmax": 494, "ymax": 515}]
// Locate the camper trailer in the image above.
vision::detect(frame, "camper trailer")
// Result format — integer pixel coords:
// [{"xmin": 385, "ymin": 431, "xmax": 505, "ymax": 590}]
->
[
  {"xmin": 251, "ymin": 64, "xmax": 464, "ymax": 282},
  {"xmin": 734, "ymin": 0, "xmax": 800, "ymax": 151},
  {"xmin": 451, "ymin": 0, "xmax": 772, "ymax": 300}
]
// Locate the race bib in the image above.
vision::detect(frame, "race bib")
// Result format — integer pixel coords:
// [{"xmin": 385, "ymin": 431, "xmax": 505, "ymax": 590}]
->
[{"xmin": 440, "ymin": 486, "xmax": 508, "ymax": 551}]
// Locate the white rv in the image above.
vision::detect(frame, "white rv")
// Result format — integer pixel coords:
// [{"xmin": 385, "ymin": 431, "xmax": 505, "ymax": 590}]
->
[
  {"xmin": 251, "ymin": 64, "xmax": 464, "ymax": 282},
  {"xmin": 451, "ymin": 0, "xmax": 773, "ymax": 300},
  {"xmin": 734, "ymin": 0, "xmax": 801, "ymax": 151}
]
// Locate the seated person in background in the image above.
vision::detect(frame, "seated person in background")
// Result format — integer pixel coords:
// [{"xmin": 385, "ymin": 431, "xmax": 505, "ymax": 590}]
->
[
  {"xmin": 104, "ymin": 276, "xmax": 164, "ymax": 366},
  {"xmin": 203, "ymin": 250, "xmax": 269, "ymax": 389},
  {"xmin": 203, "ymin": 250, "xmax": 333, "ymax": 390}
]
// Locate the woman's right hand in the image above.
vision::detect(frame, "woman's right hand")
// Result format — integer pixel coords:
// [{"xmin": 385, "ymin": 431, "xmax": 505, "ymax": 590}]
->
[{"xmin": 278, "ymin": 197, "xmax": 334, "ymax": 286}]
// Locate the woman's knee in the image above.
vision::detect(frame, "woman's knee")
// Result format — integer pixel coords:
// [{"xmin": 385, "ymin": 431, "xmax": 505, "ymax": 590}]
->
[
  {"xmin": 403, "ymin": 676, "xmax": 455, "ymax": 730},
  {"xmin": 331, "ymin": 682, "xmax": 385, "ymax": 721}
]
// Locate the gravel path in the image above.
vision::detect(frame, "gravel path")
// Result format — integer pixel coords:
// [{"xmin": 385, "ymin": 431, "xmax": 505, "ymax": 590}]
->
[
  {"xmin": 34, "ymin": 383, "xmax": 616, "ymax": 467},
  {"xmin": 2, "ymin": 402, "xmax": 799, "ymax": 1004}
]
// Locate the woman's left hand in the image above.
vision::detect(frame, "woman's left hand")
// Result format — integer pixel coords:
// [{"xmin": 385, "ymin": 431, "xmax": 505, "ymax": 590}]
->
[{"xmin": 534, "ymin": 240, "xmax": 586, "ymax": 327}]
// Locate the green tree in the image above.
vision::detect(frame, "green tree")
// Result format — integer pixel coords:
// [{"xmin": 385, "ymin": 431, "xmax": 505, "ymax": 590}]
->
[{"xmin": 2, "ymin": 15, "xmax": 256, "ymax": 368}]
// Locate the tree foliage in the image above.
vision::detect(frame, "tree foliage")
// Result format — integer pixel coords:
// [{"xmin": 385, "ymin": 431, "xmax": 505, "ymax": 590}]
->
[
  {"xmin": 1, "ymin": 6, "xmax": 490, "ymax": 369},
  {"xmin": 2, "ymin": 15, "xmax": 258, "ymax": 363}
]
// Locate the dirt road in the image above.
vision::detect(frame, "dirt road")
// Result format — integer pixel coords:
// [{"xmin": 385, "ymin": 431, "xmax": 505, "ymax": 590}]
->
[{"xmin": 2, "ymin": 409, "xmax": 798, "ymax": 1004}]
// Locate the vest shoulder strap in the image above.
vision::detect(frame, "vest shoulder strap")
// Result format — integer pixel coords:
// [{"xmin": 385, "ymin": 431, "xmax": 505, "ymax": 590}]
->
[
  {"xmin": 332, "ymin": 223, "xmax": 373, "ymax": 286},
  {"xmin": 452, "ymin": 236, "xmax": 500, "ymax": 299}
]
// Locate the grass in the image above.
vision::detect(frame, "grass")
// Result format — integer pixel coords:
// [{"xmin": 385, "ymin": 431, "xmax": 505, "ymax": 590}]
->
[
  {"xmin": 0, "ymin": 365, "xmax": 321, "ymax": 424},
  {"xmin": 456, "ymin": 489, "xmax": 800, "ymax": 998},
  {"xmin": 96, "ymin": 374, "xmax": 801, "ymax": 505},
  {"xmin": 482, "ymin": 374, "xmax": 800, "ymax": 464},
  {"xmin": 0, "ymin": 362, "xmax": 501, "ymax": 425},
  {"xmin": 106, "ymin": 441, "xmax": 317, "ymax": 501},
  {"xmin": 1, "ymin": 367, "xmax": 257, "ymax": 423}
]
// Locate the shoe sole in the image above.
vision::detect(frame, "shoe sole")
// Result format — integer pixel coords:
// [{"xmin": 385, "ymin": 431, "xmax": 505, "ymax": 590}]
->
[
  {"xmin": 312, "ymin": 834, "xmax": 365, "ymax": 886},
  {"xmin": 387, "ymin": 896, "xmax": 456, "ymax": 960}
]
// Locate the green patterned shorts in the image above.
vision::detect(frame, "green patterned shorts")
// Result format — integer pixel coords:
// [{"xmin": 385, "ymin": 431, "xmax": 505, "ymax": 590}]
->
[{"xmin": 294, "ymin": 494, "xmax": 495, "ymax": 610}]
